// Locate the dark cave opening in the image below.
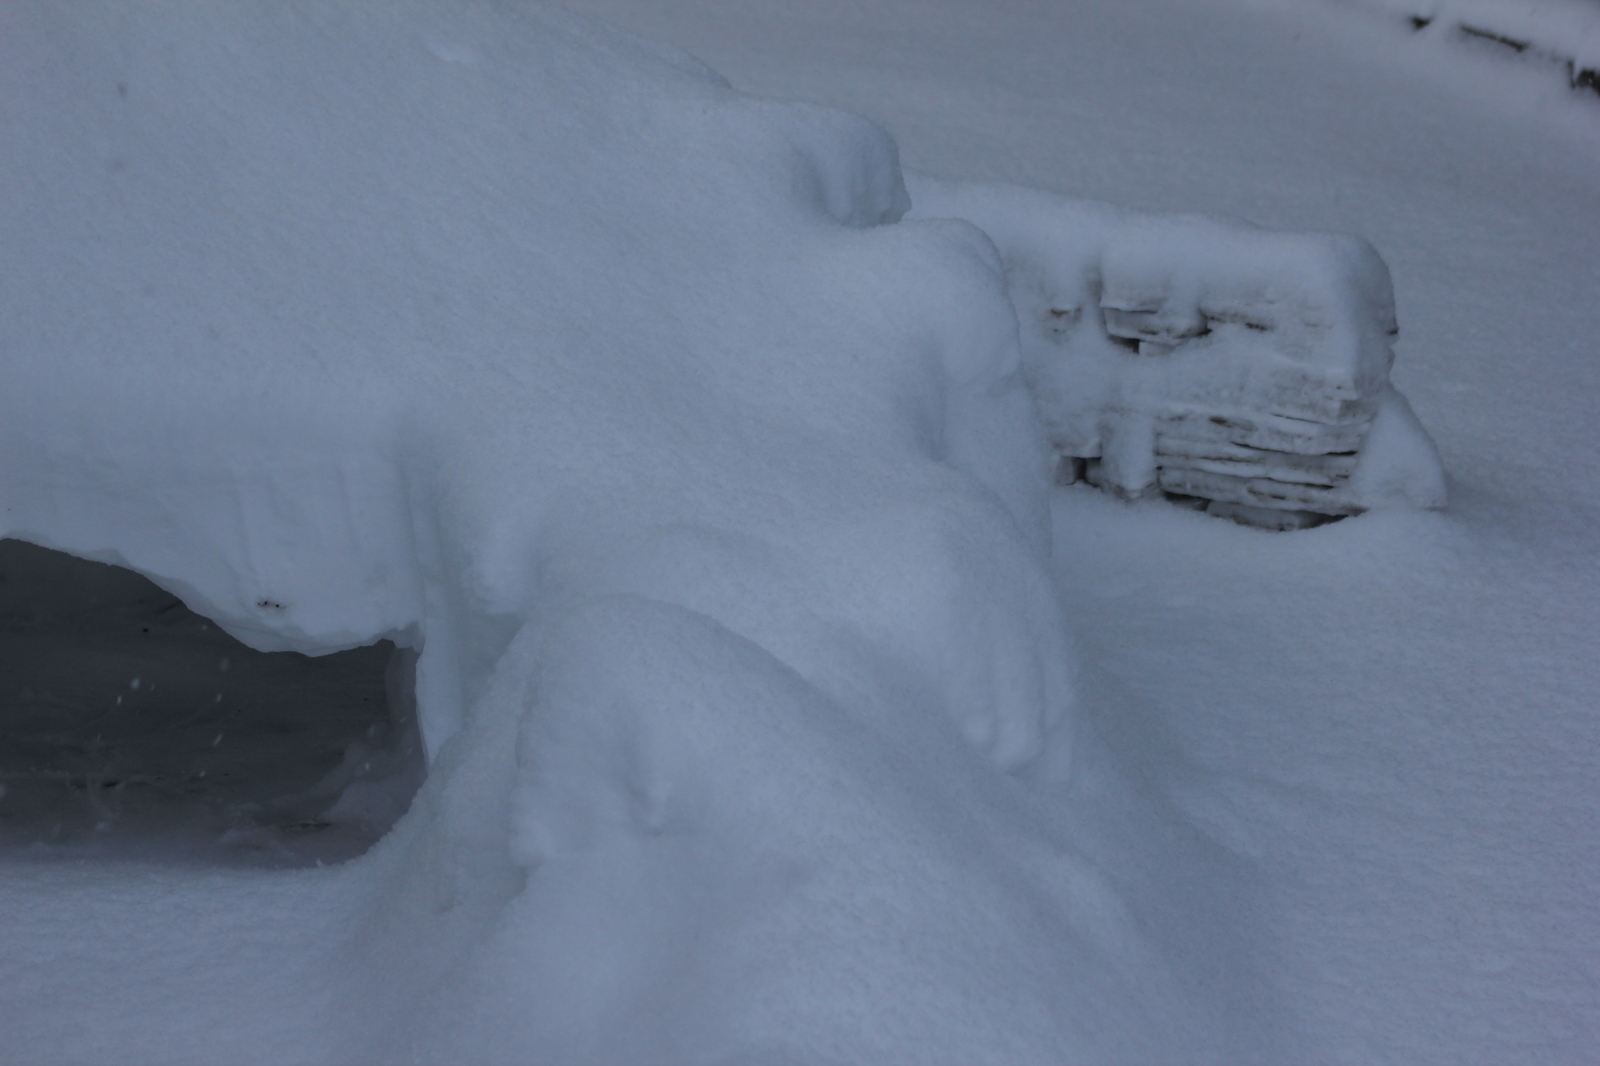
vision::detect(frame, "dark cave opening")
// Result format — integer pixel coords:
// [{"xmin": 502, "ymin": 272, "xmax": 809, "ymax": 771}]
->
[{"xmin": 0, "ymin": 538, "xmax": 424, "ymax": 867}]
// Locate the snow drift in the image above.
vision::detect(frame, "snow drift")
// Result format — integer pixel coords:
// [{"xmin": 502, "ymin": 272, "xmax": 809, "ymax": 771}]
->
[
  {"xmin": 0, "ymin": 1, "xmax": 1453, "ymax": 1061},
  {"xmin": 0, "ymin": 2, "xmax": 1161, "ymax": 1062}
]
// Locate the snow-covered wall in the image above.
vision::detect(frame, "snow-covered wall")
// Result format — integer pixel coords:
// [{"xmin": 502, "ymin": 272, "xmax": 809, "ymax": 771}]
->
[{"xmin": 908, "ymin": 176, "xmax": 1446, "ymax": 527}]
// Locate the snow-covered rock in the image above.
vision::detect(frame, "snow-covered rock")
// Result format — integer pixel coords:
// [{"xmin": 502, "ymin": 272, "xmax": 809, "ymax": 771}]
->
[{"xmin": 907, "ymin": 175, "xmax": 1447, "ymax": 527}]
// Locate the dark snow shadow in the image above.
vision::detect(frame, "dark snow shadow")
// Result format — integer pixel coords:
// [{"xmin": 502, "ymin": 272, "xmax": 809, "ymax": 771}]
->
[{"xmin": 0, "ymin": 538, "xmax": 424, "ymax": 868}]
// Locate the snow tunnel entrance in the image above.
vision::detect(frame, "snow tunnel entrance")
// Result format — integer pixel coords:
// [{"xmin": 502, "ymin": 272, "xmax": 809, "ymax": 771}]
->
[{"xmin": 0, "ymin": 538, "xmax": 424, "ymax": 867}]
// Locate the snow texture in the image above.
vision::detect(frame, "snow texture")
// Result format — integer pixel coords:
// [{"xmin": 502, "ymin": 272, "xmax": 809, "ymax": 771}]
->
[
  {"xmin": 907, "ymin": 175, "xmax": 1446, "ymax": 522},
  {"xmin": 0, "ymin": 3, "xmax": 1181, "ymax": 1063},
  {"xmin": 4, "ymin": 0, "xmax": 1596, "ymax": 1063},
  {"xmin": 550, "ymin": 0, "xmax": 1600, "ymax": 1062}
]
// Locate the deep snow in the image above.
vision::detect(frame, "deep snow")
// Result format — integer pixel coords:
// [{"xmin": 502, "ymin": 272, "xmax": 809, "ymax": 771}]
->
[
  {"xmin": 2, "ymin": 0, "xmax": 1597, "ymax": 1064},
  {"xmin": 1, "ymin": 3, "xmax": 1182, "ymax": 1063},
  {"xmin": 557, "ymin": 0, "xmax": 1600, "ymax": 1062}
]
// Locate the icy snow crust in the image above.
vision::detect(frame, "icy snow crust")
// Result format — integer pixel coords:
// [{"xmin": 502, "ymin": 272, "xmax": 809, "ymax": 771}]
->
[{"xmin": 0, "ymin": 3, "xmax": 1218, "ymax": 1062}]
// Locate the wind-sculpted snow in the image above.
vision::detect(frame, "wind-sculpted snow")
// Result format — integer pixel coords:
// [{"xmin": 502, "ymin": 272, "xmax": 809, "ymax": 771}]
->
[{"xmin": 0, "ymin": 3, "xmax": 1210, "ymax": 1063}]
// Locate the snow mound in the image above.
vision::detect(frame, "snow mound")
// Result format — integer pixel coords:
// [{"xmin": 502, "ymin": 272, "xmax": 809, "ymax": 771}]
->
[
  {"xmin": 0, "ymin": 3, "xmax": 1222, "ymax": 1063},
  {"xmin": 907, "ymin": 174, "xmax": 1447, "ymax": 527}
]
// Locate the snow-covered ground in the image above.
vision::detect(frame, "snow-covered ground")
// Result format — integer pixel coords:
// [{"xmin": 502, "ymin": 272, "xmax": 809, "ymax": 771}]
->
[
  {"xmin": 559, "ymin": 0, "xmax": 1600, "ymax": 1062},
  {"xmin": 1, "ymin": 1, "xmax": 1596, "ymax": 1063}
]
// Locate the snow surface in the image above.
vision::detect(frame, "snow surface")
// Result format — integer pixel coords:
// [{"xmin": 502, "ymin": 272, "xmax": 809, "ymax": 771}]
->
[
  {"xmin": 0, "ymin": 3, "xmax": 1177, "ymax": 1063},
  {"xmin": 553, "ymin": 0, "xmax": 1600, "ymax": 1062},
  {"xmin": 1331, "ymin": 0, "xmax": 1600, "ymax": 71},
  {"xmin": 2, "ymin": 0, "xmax": 1597, "ymax": 1063}
]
